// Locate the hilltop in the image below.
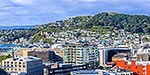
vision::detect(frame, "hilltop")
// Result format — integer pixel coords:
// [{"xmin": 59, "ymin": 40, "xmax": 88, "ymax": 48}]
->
[{"xmin": 32, "ymin": 12, "xmax": 150, "ymax": 42}]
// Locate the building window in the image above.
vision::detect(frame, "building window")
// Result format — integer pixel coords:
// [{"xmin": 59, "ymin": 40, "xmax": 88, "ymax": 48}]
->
[
  {"xmin": 23, "ymin": 65, "xmax": 25, "ymax": 67},
  {"xmin": 34, "ymin": 55, "xmax": 37, "ymax": 57},
  {"xmin": 23, "ymin": 62, "xmax": 25, "ymax": 64},
  {"xmin": 19, "ymin": 65, "xmax": 22, "ymax": 67}
]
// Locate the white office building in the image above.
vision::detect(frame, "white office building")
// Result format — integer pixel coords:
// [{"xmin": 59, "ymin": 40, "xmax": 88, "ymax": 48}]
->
[{"xmin": 2, "ymin": 56, "xmax": 43, "ymax": 75}]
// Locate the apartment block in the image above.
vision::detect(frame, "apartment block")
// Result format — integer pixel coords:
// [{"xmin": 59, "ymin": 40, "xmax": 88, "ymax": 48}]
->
[
  {"xmin": 62, "ymin": 43, "xmax": 98, "ymax": 66},
  {"xmin": 136, "ymin": 53, "xmax": 149, "ymax": 61}
]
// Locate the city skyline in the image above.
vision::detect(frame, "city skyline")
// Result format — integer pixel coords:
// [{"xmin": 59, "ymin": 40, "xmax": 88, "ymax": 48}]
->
[{"xmin": 0, "ymin": 0, "xmax": 150, "ymax": 26}]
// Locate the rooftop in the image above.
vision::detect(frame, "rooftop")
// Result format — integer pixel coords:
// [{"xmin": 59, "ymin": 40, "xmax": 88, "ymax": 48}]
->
[
  {"xmin": 71, "ymin": 70, "xmax": 98, "ymax": 74},
  {"xmin": 4, "ymin": 56, "xmax": 41, "ymax": 62}
]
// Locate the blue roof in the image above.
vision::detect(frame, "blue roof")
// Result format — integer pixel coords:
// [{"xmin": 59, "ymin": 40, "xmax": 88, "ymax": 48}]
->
[
  {"xmin": 107, "ymin": 48, "xmax": 130, "ymax": 51},
  {"xmin": 72, "ymin": 70, "xmax": 98, "ymax": 74}
]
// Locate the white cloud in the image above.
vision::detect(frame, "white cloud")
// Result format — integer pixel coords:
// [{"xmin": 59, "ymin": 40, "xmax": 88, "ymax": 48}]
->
[
  {"xmin": 0, "ymin": 0, "xmax": 149, "ymax": 26},
  {"xmin": 64, "ymin": 0, "xmax": 99, "ymax": 2},
  {"xmin": 80, "ymin": 0, "xmax": 99, "ymax": 2},
  {"xmin": 9, "ymin": 0, "xmax": 35, "ymax": 5}
]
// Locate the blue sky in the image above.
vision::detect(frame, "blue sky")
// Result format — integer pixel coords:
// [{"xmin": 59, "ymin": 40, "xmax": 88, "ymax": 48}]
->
[{"xmin": 1, "ymin": 0, "xmax": 150, "ymax": 26}]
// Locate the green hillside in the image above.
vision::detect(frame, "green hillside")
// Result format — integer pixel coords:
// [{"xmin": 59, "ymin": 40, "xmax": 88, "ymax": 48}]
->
[{"xmin": 32, "ymin": 12, "xmax": 150, "ymax": 42}]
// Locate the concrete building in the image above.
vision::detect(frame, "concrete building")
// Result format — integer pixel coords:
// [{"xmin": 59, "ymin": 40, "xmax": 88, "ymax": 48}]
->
[
  {"xmin": 15, "ymin": 48, "xmax": 63, "ymax": 63},
  {"xmin": 0, "ymin": 69, "xmax": 9, "ymax": 75},
  {"xmin": 98, "ymin": 49, "xmax": 108, "ymax": 66},
  {"xmin": 62, "ymin": 43, "xmax": 98, "ymax": 66},
  {"xmin": 2, "ymin": 56, "xmax": 43, "ymax": 75},
  {"xmin": 44, "ymin": 63, "xmax": 87, "ymax": 75},
  {"xmin": 71, "ymin": 69, "xmax": 133, "ymax": 75},
  {"xmin": 71, "ymin": 70, "xmax": 98, "ymax": 75},
  {"xmin": 98, "ymin": 47, "xmax": 130, "ymax": 66},
  {"xmin": 136, "ymin": 45, "xmax": 150, "ymax": 61},
  {"xmin": 136, "ymin": 53, "xmax": 149, "ymax": 61},
  {"xmin": 112, "ymin": 53, "xmax": 128, "ymax": 62}
]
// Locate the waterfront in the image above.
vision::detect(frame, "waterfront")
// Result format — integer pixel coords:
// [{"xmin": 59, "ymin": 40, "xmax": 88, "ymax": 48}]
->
[
  {"xmin": 0, "ymin": 44, "xmax": 19, "ymax": 48},
  {"xmin": 0, "ymin": 44, "xmax": 27, "ymax": 54}
]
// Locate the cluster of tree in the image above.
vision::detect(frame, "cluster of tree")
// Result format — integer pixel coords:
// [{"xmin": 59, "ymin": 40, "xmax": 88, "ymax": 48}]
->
[
  {"xmin": 92, "ymin": 12, "xmax": 150, "ymax": 33},
  {"xmin": 39, "ymin": 12, "xmax": 150, "ymax": 33},
  {"xmin": 0, "ymin": 55, "xmax": 11, "ymax": 65},
  {"xmin": 32, "ymin": 33, "xmax": 52, "ymax": 43}
]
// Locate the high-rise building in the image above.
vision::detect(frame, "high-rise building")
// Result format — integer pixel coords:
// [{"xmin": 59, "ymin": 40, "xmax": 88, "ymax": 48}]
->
[
  {"xmin": 2, "ymin": 56, "xmax": 43, "ymax": 75},
  {"xmin": 62, "ymin": 43, "xmax": 98, "ymax": 66}
]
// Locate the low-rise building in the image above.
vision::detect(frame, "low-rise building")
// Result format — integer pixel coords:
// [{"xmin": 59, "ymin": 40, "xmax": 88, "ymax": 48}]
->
[
  {"xmin": 116, "ymin": 60, "xmax": 150, "ymax": 75},
  {"xmin": 71, "ymin": 69, "xmax": 133, "ymax": 75},
  {"xmin": 112, "ymin": 53, "xmax": 128, "ymax": 62},
  {"xmin": 44, "ymin": 63, "xmax": 87, "ymax": 75},
  {"xmin": 15, "ymin": 48, "xmax": 63, "ymax": 63},
  {"xmin": 2, "ymin": 56, "xmax": 43, "ymax": 75}
]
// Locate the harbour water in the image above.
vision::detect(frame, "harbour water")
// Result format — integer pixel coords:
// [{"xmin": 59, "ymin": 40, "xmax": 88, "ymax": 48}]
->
[
  {"xmin": 0, "ymin": 44, "xmax": 19, "ymax": 48},
  {"xmin": 0, "ymin": 44, "xmax": 27, "ymax": 53}
]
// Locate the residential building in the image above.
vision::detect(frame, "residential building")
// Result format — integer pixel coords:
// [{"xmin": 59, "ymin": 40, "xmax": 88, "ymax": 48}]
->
[
  {"xmin": 62, "ymin": 43, "xmax": 98, "ymax": 66},
  {"xmin": 136, "ymin": 53, "xmax": 149, "ymax": 61},
  {"xmin": 136, "ymin": 44, "xmax": 150, "ymax": 61}
]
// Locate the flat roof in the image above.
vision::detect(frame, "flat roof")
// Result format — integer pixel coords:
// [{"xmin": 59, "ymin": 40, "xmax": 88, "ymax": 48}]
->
[
  {"xmin": 4, "ymin": 56, "xmax": 41, "ymax": 62},
  {"xmin": 71, "ymin": 70, "xmax": 98, "ymax": 74}
]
